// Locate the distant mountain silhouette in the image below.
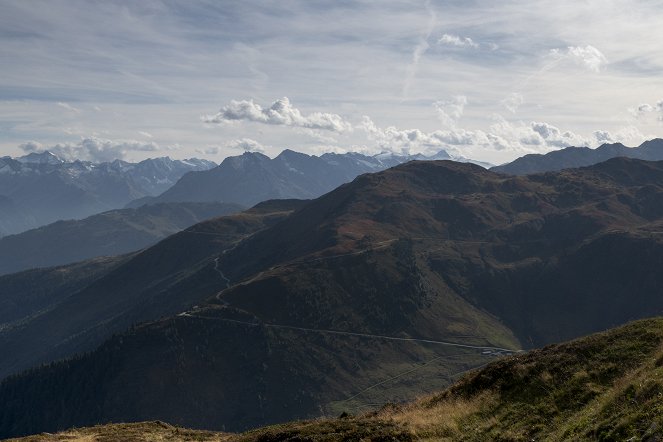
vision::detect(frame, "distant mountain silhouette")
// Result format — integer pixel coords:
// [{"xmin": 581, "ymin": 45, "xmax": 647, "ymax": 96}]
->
[
  {"xmin": 0, "ymin": 152, "xmax": 216, "ymax": 236},
  {"xmin": 491, "ymin": 138, "xmax": 663, "ymax": 174},
  {"xmin": 127, "ymin": 149, "xmax": 483, "ymax": 208},
  {"xmin": 3, "ymin": 158, "xmax": 663, "ymax": 437},
  {"xmin": 0, "ymin": 201, "xmax": 243, "ymax": 276}
]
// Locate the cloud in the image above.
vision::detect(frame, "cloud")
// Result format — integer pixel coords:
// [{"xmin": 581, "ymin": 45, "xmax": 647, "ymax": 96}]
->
[
  {"xmin": 501, "ymin": 93, "xmax": 524, "ymax": 114},
  {"xmin": 357, "ymin": 114, "xmax": 634, "ymax": 157},
  {"xmin": 630, "ymin": 100, "xmax": 663, "ymax": 120},
  {"xmin": 437, "ymin": 33, "xmax": 498, "ymax": 51},
  {"xmin": 402, "ymin": 0, "xmax": 437, "ymax": 98},
  {"xmin": 57, "ymin": 102, "xmax": 81, "ymax": 114},
  {"xmin": 548, "ymin": 45, "xmax": 608, "ymax": 72},
  {"xmin": 203, "ymin": 97, "xmax": 352, "ymax": 132},
  {"xmin": 19, "ymin": 137, "xmax": 162, "ymax": 162},
  {"xmin": 433, "ymin": 96, "xmax": 467, "ymax": 127},
  {"xmin": 198, "ymin": 138, "xmax": 268, "ymax": 156},
  {"xmin": 225, "ymin": 138, "xmax": 266, "ymax": 153},
  {"xmin": 438, "ymin": 34, "xmax": 479, "ymax": 49},
  {"xmin": 138, "ymin": 131, "xmax": 153, "ymax": 138},
  {"xmin": 592, "ymin": 125, "xmax": 647, "ymax": 145},
  {"xmin": 359, "ymin": 115, "xmax": 494, "ymax": 155},
  {"xmin": 18, "ymin": 141, "xmax": 45, "ymax": 154},
  {"xmin": 528, "ymin": 121, "xmax": 587, "ymax": 147}
]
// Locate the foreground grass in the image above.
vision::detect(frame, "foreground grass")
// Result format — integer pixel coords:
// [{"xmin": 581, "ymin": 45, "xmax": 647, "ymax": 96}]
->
[
  {"xmin": 9, "ymin": 318, "xmax": 663, "ymax": 441},
  {"xmin": 5, "ymin": 421, "xmax": 231, "ymax": 442}
]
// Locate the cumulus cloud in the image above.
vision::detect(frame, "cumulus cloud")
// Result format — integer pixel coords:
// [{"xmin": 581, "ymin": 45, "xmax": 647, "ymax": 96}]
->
[
  {"xmin": 438, "ymin": 34, "xmax": 479, "ymax": 49},
  {"xmin": 501, "ymin": 93, "xmax": 524, "ymax": 114},
  {"xmin": 629, "ymin": 100, "xmax": 663, "ymax": 120},
  {"xmin": 226, "ymin": 138, "xmax": 266, "ymax": 153},
  {"xmin": 357, "ymin": 114, "xmax": 635, "ymax": 157},
  {"xmin": 592, "ymin": 126, "xmax": 647, "ymax": 145},
  {"xmin": 433, "ymin": 96, "xmax": 467, "ymax": 127},
  {"xmin": 359, "ymin": 115, "xmax": 494, "ymax": 155},
  {"xmin": 202, "ymin": 97, "xmax": 352, "ymax": 132},
  {"xmin": 528, "ymin": 121, "xmax": 588, "ymax": 147},
  {"xmin": 19, "ymin": 137, "xmax": 161, "ymax": 162},
  {"xmin": 548, "ymin": 45, "xmax": 608, "ymax": 72}
]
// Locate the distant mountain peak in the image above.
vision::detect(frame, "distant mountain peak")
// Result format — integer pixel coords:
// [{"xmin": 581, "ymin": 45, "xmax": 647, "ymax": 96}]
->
[
  {"xmin": 16, "ymin": 150, "xmax": 63, "ymax": 165},
  {"xmin": 492, "ymin": 138, "xmax": 663, "ymax": 175}
]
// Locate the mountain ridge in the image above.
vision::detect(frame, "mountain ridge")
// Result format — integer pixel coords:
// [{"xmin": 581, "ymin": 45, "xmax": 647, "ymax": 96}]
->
[
  {"xmin": 0, "ymin": 201, "xmax": 244, "ymax": 276},
  {"xmin": 127, "ymin": 149, "xmax": 484, "ymax": 208},
  {"xmin": 491, "ymin": 138, "xmax": 663, "ymax": 175},
  {"xmin": 0, "ymin": 153, "xmax": 216, "ymax": 236}
]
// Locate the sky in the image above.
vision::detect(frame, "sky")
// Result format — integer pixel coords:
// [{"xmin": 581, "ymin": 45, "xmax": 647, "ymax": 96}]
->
[{"xmin": 0, "ymin": 0, "xmax": 662, "ymax": 165}]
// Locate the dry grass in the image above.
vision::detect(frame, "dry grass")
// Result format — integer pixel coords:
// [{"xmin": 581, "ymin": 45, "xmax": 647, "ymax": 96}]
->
[
  {"xmin": 6, "ymin": 422, "xmax": 232, "ymax": 442},
  {"xmin": 375, "ymin": 391, "xmax": 496, "ymax": 440}
]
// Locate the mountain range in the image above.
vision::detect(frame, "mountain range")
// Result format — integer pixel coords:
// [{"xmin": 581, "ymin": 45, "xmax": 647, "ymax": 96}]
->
[
  {"xmin": 0, "ymin": 201, "xmax": 243, "ymax": 276},
  {"xmin": 0, "ymin": 152, "xmax": 216, "ymax": 236},
  {"xmin": 3, "ymin": 157, "xmax": 663, "ymax": 437},
  {"xmin": 492, "ymin": 138, "xmax": 663, "ymax": 174},
  {"xmin": 127, "ymin": 149, "xmax": 486, "ymax": 208}
]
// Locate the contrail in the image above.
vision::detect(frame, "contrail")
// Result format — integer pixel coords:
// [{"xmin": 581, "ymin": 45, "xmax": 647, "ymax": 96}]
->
[{"xmin": 402, "ymin": 0, "xmax": 437, "ymax": 99}]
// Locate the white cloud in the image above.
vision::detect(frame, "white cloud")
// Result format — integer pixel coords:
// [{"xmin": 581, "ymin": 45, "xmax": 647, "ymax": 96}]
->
[
  {"xmin": 359, "ymin": 115, "xmax": 494, "ymax": 155},
  {"xmin": 529, "ymin": 121, "xmax": 588, "ymax": 147},
  {"xmin": 548, "ymin": 45, "xmax": 608, "ymax": 73},
  {"xmin": 138, "ymin": 131, "xmax": 153, "ymax": 138},
  {"xmin": 225, "ymin": 138, "xmax": 266, "ymax": 153},
  {"xmin": 630, "ymin": 100, "xmax": 663, "ymax": 120},
  {"xmin": 357, "ymin": 113, "xmax": 637, "ymax": 158},
  {"xmin": 438, "ymin": 34, "xmax": 479, "ymax": 49},
  {"xmin": 57, "ymin": 102, "xmax": 81, "ymax": 114},
  {"xmin": 18, "ymin": 141, "xmax": 45, "ymax": 153},
  {"xmin": 19, "ymin": 137, "xmax": 162, "ymax": 162},
  {"xmin": 638, "ymin": 104, "xmax": 656, "ymax": 113},
  {"xmin": 592, "ymin": 126, "xmax": 647, "ymax": 145},
  {"xmin": 437, "ymin": 33, "xmax": 498, "ymax": 50},
  {"xmin": 203, "ymin": 97, "xmax": 352, "ymax": 132},
  {"xmin": 402, "ymin": 0, "xmax": 436, "ymax": 98},
  {"xmin": 501, "ymin": 93, "xmax": 524, "ymax": 114},
  {"xmin": 433, "ymin": 96, "xmax": 467, "ymax": 127}
]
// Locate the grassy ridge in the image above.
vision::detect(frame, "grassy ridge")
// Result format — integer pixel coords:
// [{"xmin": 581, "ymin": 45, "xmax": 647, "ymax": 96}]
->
[{"xmin": 9, "ymin": 318, "xmax": 663, "ymax": 441}]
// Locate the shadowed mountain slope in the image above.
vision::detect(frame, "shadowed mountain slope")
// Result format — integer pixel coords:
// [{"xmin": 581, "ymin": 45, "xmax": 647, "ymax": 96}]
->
[
  {"xmin": 0, "ymin": 199, "xmax": 305, "ymax": 379},
  {"xmin": 0, "ymin": 202, "xmax": 243, "ymax": 276}
]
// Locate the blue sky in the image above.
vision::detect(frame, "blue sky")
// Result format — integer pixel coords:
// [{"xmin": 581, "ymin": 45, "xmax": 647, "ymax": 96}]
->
[{"xmin": 0, "ymin": 0, "xmax": 662, "ymax": 164}]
